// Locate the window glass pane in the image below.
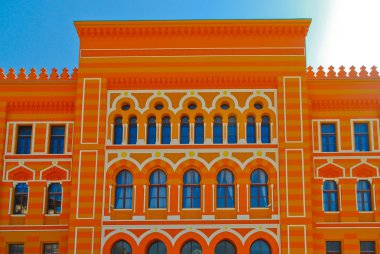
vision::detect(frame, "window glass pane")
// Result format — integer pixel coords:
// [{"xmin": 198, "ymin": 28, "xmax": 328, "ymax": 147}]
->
[
  {"xmin": 195, "ymin": 117, "xmax": 204, "ymax": 144},
  {"xmin": 250, "ymin": 239, "xmax": 271, "ymax": 254},
  {"xmin": 114, "ymin": 117, "xmax": 123, "ymax": 145},
  {"xmin": 326, "ymin": 241, "xmax": 341, "ymax": 253},
  {"xmin": 43, "ymin": 243, "xmax": 59, "ymax": 254},
  {"xmin": 215, "ymin": 240, "xmax": 235, "ymax": 254},
  {"xmin": 14, "ymin": 183, "xmax": 28, "ymax": 214},
  {"xmin": 161, "ymin": 117, "xmax": 171, "ymax": 144},
  {"xmin": 50, "ymin": 126, "xmax": 65, "ymax": 154},
  {"xmin": 128, "ymin": 117, "xmax": 137, "ymax": 144},
  {"xmin": 17, "ymin": 126, "xmax": 32, "ymax": 154},
  {"xmin": 360, "ymin": 241, "xmax": 375, "ymax": 254},
  {"xmin": 111, "ymin": 240, "xmax": 132, "ymax": 254},
  {"xmin": 9, "ymin": 244, "xmax": 24, "ymax": 254},
  {"xmin": 321, "ymin": 124, "xmax": 336, "ymax": 152},
  {"xmin": 147, "ymin": 117, "xmax": 156, "ymax": 144},
  {"xmin": 213, "ymin": 117, "xmax": 223, "ymax": 144},
  {"xmin": 148, "ymin": 241, "xmax": 167, "ymax": 254},
  {"xmin": 261, "ymin": 116, "xmax": 271, "ymax": 144},
  {"xmin": 247, "ymin": 116, "xmax": 256, "ymax": 144},
  {"xmin": 181, "ymin": 117, "xmax": 190, "ymax": 144}
]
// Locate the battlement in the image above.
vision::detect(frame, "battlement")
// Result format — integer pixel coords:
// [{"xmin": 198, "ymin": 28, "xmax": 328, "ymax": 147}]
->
[
  {"xmin": 0, "ymin": 68, "xmax": 78, "ymax": 81},
  {"xmin": 307, "ymin": 65, "xmax": 380, "ymax": 79}
]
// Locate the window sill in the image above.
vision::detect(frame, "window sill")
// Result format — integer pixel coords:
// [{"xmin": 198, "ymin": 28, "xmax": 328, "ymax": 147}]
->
[
  {"xmin": 113, "ymin": 208, "xmax": 133, "ymax": 211},
  {"xmin": 147, "ymin": 208, "xmax": 167, "ymax": 210},
  {"xmin": 358, "ymin": 211, "xmax": 374, "ymax": 213},
  {"xmin": 250, "ymin": 207, "xmax": 271, "ymax": 210},
  {"xmin": 323, "ymin": 211, "xmax": 340, "ymax": 213},
  {"xmin": 10, "ymin": 214, "xmax": 26, "ymax": 217},
  {"xmin": 216, "ymin": 208, "xmax": 235, "ymax": 210},
  {"xmin": 45, "ymin": 213, "xmax": 61, "ymax": 217},
  {"xmin": 182, "ymin": 208, "xmax": 201, "ymax": 211}
]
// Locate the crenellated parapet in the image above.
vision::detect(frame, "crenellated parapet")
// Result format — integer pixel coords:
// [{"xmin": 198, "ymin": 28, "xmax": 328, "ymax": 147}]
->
[
  {"xmin": 307, "ymin": 65, "xmax": 380, "ymax": 79},
  {"xmin": 0, "ymin": 67, "xmax": 78, "ymax": 81}
]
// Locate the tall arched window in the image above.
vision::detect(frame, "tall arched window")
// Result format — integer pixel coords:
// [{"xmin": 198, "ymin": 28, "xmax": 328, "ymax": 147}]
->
[
  {"xmin": 149, "ymin": 170, "xmax": 167, "ymax": 208},
  {"xmin": 161, "ymin": 116, "xmax": 171, "ymax": 144},
  {"xmin": 250, "ymin": 239, "xmax": 271, "ymax": 254},
  {"xmin": 181, "ymin": 240, "xmax": 202, "ymax": 254},
  {"xmin": 180, "ymin": 116, "xmax": 190, "ymax": 144},
  {"xmin": 183, "ymin": 170, "xmax": 201, "ymax": 209},
  {"xmin": 148, "ymin": 240, "xmax": 167, "ymax": 254},
  {"xmin": 357, "ymin": 180, "xmax": 372, "ymax": 211},
  {"xmin": 128, "ymin": 117, "xmax": 137, "ymax": 144},
  {"xmin": 217, "ymin": 169, "xmax": 235, "ymax": 208},
  {"xmin": 323, "ymin": 181, "xmax": 338, "ymax": 211},
  {"xmin": 147, "ymin": 117, "xmax": 156, "ymax": 144},
  {"xmin": 247, "ymin": 116, "xmax": 256, "ymax": 144},
  {"xmin": 47, "ymin": 183, "xmax": 62, "ymax": 214},
  {"xmin": 115, "ymin": 170, "xmax": 133, "ymax": 209},
  {"xmin": 250, "ymin": 169, "xmax": 269, "ymax": 208},
  {"xmin": 13, "ymin": 183, "xmax": 28, "ymax": 214},
  {"xmin": 213, "ymin": 116, "xmax": 223, "ymax": 144},
  {"xmin": 228, "ymin": 116, "xmax": 237, "ymax": 144},
  {"xmin": 114, "ymin": 117, "xmax": 123, "ymax": 145},
  {"xmin": 111, "ymin": 240, "xmax": 132, "ymax": 254},
  {"xmin": 195, "ymin": 116, "xmax": 204, "ymax": 144},
  {"xmin": 215, "ymin": 240, "xmax": 236, "ymax": 254},
  {"xmin": 261, "ymin": 116, "xmax": 271, "ymax": 144}
]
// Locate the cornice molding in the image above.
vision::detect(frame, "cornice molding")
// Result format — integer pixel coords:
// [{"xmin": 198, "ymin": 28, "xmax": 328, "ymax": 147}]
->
[
  {"xmin": 307, "ymin": 65, "xmax": 380, "ymax": 79},
  {"xmin": 7, "ymin": 101, "xmax": 75, "ymax": 113},
  {"xmin": 311, "ymin": 99, "xmax": 379, "ymax": 110},
  {"xmin": 0, "ymin": 68, "xmax": 78, "ymax": 81},
  {"xmin": 75, "ymin": 20, "xmax": 311, "ymax": 38}
]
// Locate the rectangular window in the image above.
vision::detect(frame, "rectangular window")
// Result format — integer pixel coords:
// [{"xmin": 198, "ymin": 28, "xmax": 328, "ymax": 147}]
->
[
  {"xmin": 360, "ymin": 241, "xmax": 376, "ymax": 254},
  {"xmin": 8, "ymin": 244, "xmax": 24, "ymax": 254},
  {"xmin": 354, "ymin": 123, "xmax": 370, "ymax": 151},
  {"xmin": 16, "ymin": 126, "xmax": 32, "ymax": 154},
  {"xmin": 50, "ymin": 126, "xmax": 65, "ymax": 154},
  {"xmin": 326, "ymin": 241, "xmax": 341, "ymax": 254},
  {"xmin": 321, "ymin": 123, "xmax": 337, "ymax": 152},
  {"xmin": 43, "ymin": 243, "xmax": 59, "ymax": 254}
]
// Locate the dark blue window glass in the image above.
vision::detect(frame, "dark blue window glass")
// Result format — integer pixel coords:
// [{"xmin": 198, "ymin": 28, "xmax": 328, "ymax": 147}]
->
[
  {"xmin": 14, "ymin": 183, "xmax": 28, "ymax": 214},
  {"xmin": 149, "ymin": 170, "xmax": 167, "ymax": 208},
  {"xmin": 261, "ymin": 116, "xmax": 271, "ymax": 144},
  {"xmin": 228, "ymin": 116, "xmax": 237, "ymax": 144},
  {"xmin": 115, "ymin": 170, "xmax": 133, "ymax": 209},
  {"xmin": 50, "ymin": 126, "xmax": 65, "ymax": 154},
  {"xmin": 357, "ymin": 180, "xmax": 372, "ymax": 211},
  {"xmin": 147, "ymin": 117, "xmax": 156, "ymax": 144},
  {"xmin": 247, "ymin": 116, "xmax": 256, "ymax": 144},
  {"xmin": 17, "ymin": 126, "xmax": 32, "ymax": 154},
  {"xmin": 161, "ymin": 117, "xmax": 171, "ymax": 144},
  {"xmin": 183, "ymin": 170, "xmax": 201, "ymax": 209},
  {"xmin": 215, "ymin": 240, "xmax": 236, "ymax": 254},
  {"xmin": 114, "ymin": 117, "xmax": 123, "ymax": 145},
  {"xmin": 250, "ymin": 239, "xmax": 271, "ymax": 254},
  {"xmin": 217, "ymin": 169, "xmax": 234, "ymax": 208},
  {"xmin": 180, "ymin": 117, "xmax": 190, "ymax": 144},
  {"xmin": 354, "ymin": 123, "xmax": 369, "ymax": 151},
  {"xmin": 181, "ymin": 240, "xmax": 202, "ymax": 254},
  {"xmin": 195, "ymin": 116, "xmax": 204, "ymax": 144},
  {"xmin": 128, "ymin": 117, "xmax": 137, "ymax": 145},
  {"xmin": 213, "ymin": 116, "xmax": 223, "ymax": 144},
  {"xmin": 360, "ymin": 241, "xmax": 375, "ymax": 254},
  {"xmin": 9, "ymin": 244, "xmax": 24, "ymax": 254},
  {"xmin": 321, "ymin": 123, "xmax": 336, "ymax": 152},
  {"xmin": 250, "ymin": 169, "xmax": 269, "ymax": 208},
  {"xmin": 47, "ymin": 183, "xmax": 62, "ymax": 214},
  {"xmin": 326, "ymin": 241, "xmax": 341, "ymax": 254},
  {"xmin": 148, "ymin": 240, "xmax": 167, "ymax": 254},
  {"xmin": 111, "ymin": 240, "xmax": 132, "ymax": 254},
  {"xmin": 323, "ymin": 181, "xmax": 338, "ymax": 212}
]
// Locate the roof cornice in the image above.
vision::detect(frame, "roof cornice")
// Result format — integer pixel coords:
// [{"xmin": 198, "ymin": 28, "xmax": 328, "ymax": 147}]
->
[{"xmin": 74, "ymin": 19, "xmax": 311, "ymax": 38}]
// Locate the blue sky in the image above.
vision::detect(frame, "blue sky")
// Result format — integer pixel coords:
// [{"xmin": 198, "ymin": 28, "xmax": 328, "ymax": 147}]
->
[{"xmin": 0, "ymin": 0, "xmax": 378, "ymax": 71}]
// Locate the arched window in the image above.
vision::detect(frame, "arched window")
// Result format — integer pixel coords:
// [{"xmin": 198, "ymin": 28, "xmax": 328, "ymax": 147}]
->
[
  {"xmin": 357, "ymin": 180, "xmax": 372, "ymax": 211},
  {"xmin": 183, "ymin": 170, "xmax": 201, "ymax": 209},
  {"xmin": 180, "ymin": 116, "xmax": 190, "ymax": 144},
  {"xmin": 217, "ymin": 169, "xmax": 235, "ymax": 208},
  {"xmin": 149, "ymin": 170, "xmax": 167, "ymax": 208},
  {"xmin": 247, "ymin": 116, "xmax": 256, "ymax": 143},
  {"xmin": 323, "ymin": 181, "xmax": 338, "ymax": 211},
  {"xmin": 215, "ymin": 240, "xmax": 236, "ymax": 254},
  {"xmin": 181, "ymin": 240, "xmax": 202, "ymax": 254},
  {"xmin": 228, "ymin": 116, "xmax": 237, "ymax": 144},
  {"xmin": 250, "ymin": 169, "xmax": 269, "ymax": 208},
  {"xmin": 114, "ymin": 117, "xmax": 123, "ymax": 145},
  {"xmin": 194, "ymin": 116, "xmax": 204, "ymax": 144},
  {"xmin": 213, "ymin": 116, "xmax": 223, "ymax": 144},
  {"xmin": 250, "ymin": 239, "xmax": 271, "ymax": 254},
  {"xmin": 111, "ymin": 240, "xmax": 132, "ymax": 254},
  {"xmin": 115, "ymin": 170, "xmax": 133, "ymax": 209},
  {"xmin": 47, "ymin": 183, "xmax": 62, "ymax": 214},
  {"xmin": 261, "ymin": 116, "xmax": 271, "ymax": 144},
  {"xmin": 128, "ymin": 117, "xmax": 137, "ymax": 144},
  {"xmin": 13, "ymin": 183, "xmax": 28, "ymax": 214},
  {"xmin": 147, "ymin": 117, "xmax": 156, "ymax": 144},
  {"xmin": 161, "ymin": 116, "xmax": 171, "ymax": 144},
  {"xmin": 148, "ymin": 240, "xmax": 167, "ymax": 254}
]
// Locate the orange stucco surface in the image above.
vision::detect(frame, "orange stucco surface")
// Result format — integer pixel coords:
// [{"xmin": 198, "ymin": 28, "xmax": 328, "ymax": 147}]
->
[{"xmin": 0, "ymin": 19, "xmax": 379, "ymax": 254}]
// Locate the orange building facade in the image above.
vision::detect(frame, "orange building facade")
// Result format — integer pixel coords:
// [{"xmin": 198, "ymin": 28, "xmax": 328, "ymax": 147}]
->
[{"xmin": 0, "ymin": 19, "xmax": 380, "ymax": 254}]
